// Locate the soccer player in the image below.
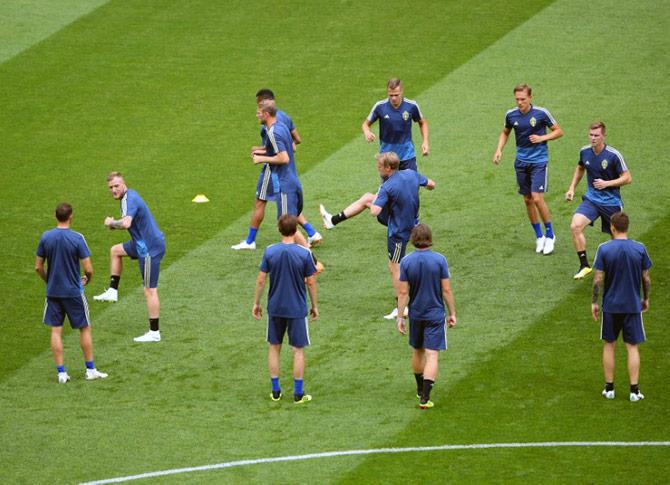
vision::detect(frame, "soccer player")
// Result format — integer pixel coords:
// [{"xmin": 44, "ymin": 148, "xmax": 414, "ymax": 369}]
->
[
  {"xmin": 35, "ymin": 202, "xmax": 107, "ymax": 383},
  {"xmin": 565, "ymin": 122, "xmax": 631, "ymax": 279},
  {"xmin": 396, "ymin": 224, "xmax": 456, "ymax": 409},
  {"xmin": 94, "ymin": 172, "xmax": 166, "ymax": 343},
  {"xmin": 362, "ymin": 78, "xmax": 429, "ymax": 171},
  {"xmin": 591, "ymin": 211, "xmax": 651, "ymax": 402},
  {"xmin": 232, "ymin": 89, "xmax": 322, "ymax": 250},
  {"xmin": 253, "ymin": 215, "xmax": 318, "ymax": 404},
  {"xmin": 493, "ymin": 84, "xmax": 564, "ymax": 255},
  {"xmin": 319, "ymin": 151, "xmax": 435, "ymax": 318}
]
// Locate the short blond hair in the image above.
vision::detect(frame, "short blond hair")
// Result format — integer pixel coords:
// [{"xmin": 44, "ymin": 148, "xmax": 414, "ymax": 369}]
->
[{"xmin": 374, "ymin": 152, "xmax": 400, "ymax": 170}]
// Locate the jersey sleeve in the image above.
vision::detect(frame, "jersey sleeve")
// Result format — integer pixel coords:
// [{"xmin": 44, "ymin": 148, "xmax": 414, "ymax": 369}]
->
[
  {"xmin": 259, "ymin": 250, "xmax": 270, "ymax": 273},
  {"xmin": 78, "ymin": 235, "xmax": 91, "ymax": 259},
  {"xmin": 274, "ymin": 127, "xmax": 291, "ymax": 154},
  {"xmin": 367, "ymin": 103, "xmax": 380, "ymax": 123},
  {"xmin": 415, "ymin": 171, "xmax": 428, "ymax": 187},
  {"xmin": 36, "ymin": 235, "xmax": 46, "ymax": 258},
  {"xmin": 614, "ymin": 151, "xmax": 628, "ymax": 175},
  {"xmin": 285, "ymin": 114, "xmax": 296, "ymax": 132},
  {"xmin": 373, "ymin": 184, "xmax": 389, "ymax": 209},
  {"xmin": 440, "ymin": 256, "xmax": 450, "ymax": 279},
  {"xmin": 399, "ymin": 259, "xmax": 409, "ymax": 282},
  {"xmin": 641, "ymin": 245, "xmax": 652, "ymax": 271},
  {"xmin": 577, "ymin": 149, "xmax": 585, "ymax": 167},
  {"xmin": 504, "ymin": 111, "xmax": 513, "ymax": 129},
  {"xmin": 542, "ymin": 109, "xmax": 557, "ymax": 128},
  {"xmin": 593, "ymin": 244, "xmax": 605, "ymax": 271},
  {"xmin": 123, "ymin": 193, "xmax": 139, "ymax": 218},
  {"xmin": 304, "ymin": 251, "xmax": 317, "ymax": 277},
  {"xmin": 411, "ymin": 103, "xmax": 423, "ymax": 122}
]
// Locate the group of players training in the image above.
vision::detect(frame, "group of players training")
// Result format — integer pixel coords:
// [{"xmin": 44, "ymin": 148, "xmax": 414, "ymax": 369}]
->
[{"xmin": 35, "ymin": 79, "xmax": 651, "ymax": 407}]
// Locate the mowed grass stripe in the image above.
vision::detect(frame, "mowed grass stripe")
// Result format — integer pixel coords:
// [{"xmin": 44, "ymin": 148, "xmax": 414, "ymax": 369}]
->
[
  {"xmin": 0, "ymin": 0, "xmax": 555, "ymax": 381},
  {"xmin": 0, "ymin": 0, "xmax": 109, "ymax": 64}
]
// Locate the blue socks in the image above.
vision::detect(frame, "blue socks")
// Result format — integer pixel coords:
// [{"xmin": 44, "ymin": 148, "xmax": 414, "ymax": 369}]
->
[
  {"xmin": 544, "ymin": 222, "xmax": 554, "ymax": 239},
  {"xmin": 294, "ymin": 379, "xmax": 304, "ymax": 396},
  {"xmin": 56, "ymin": 365, "xmax": 65, "ymax": 373},
  {"xmin": 246, "ymin": 227, "xmax": 259, "ymax": 244},
  {"xmin": 302, "ymin": 222, "xmax": 316, "ymax": 238},
  {"xmin": 271, "ymin": 377, "xmax": 280, "ymax": 392},
  {"xmin": 85, "ymin": 361, "xmax": 95, "ymax": 370},
  {"xmin": 531, "ymin": 223, "xmax": 543, "ymax": 238}
]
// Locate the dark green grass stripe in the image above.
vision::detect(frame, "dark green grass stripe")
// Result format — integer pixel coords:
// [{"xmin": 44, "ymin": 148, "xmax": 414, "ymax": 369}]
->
[
  {"xmin": 0, "ymin": 0, "xmax": 555, "ymax": 380},
  {"xmin": 338, "ymin": 211, "xmax": 670, "ymax": 483}
]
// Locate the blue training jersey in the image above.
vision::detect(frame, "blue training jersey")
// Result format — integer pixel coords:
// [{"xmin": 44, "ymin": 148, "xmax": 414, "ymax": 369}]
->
[
  {"xmin": 373, "ymin": 169, "xmax": 428, "ymax": 240},
  {"xmin": 265, "ymin": 121, "xmax": 301, "ymax": 192},
  {"xmin": 593, "ymin": 239, "xmax": 652, "ymax": 313},
  {"xmin": 121, "ymin": 189, "xmax": 165, "ymax": 257},
  {"xmin": 399, "ymin": 249, "xmax": 450, "ymax": 322},
  {"xmin": 578, "ymin": 144, "xmax": 628, "ymax": 206},
  {"xmin": 260, "ymin": 109, "xmax": 295, "ymax": 145},
  {"xmin": 260, "ymin": 242, "xmax": 317, "ymax": 318},
  {"xmin": 504, "ymin": 105, "xmax": 557, "ymax": 163},
  {"xmin": 367, "ymin": 98, "xmax": 423, "ymax": 162},
  {"xmin": 36, "ymin": 228, "xmax": 90, "ymax": 297}
]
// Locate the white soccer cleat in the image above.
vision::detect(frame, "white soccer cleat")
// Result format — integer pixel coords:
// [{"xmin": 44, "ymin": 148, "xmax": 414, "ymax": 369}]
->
[
  {"xmin": 319, "ymin": 204, "xmax": 334, "ymax": 230},
  {"xmin": 134, "ymin": 330, "xmax": 161, "ymax": 342},
  {"xmin": 535, "ymin": 236, "xmax": 546, "ymax": 254},
  {"xmin": 86, "ymin": 369, "xmax": 108, "ymax": 380},
  {"xmin": 231, "ymin": 240, "xmax": 256, "ymax": 250},
  {"xmin": 543, "ymin": 236, "xmax": 556, "ymax": 255},
  {"xmin": 308, "ymin": 231, "xmax": 323, "ymax": 245},
  {"xmin": 383, "ymin": 307, "xmax": 408, "ymax": 320},
  {"xmin": 602, "ymin": 389, "xmax": 615, "ymax": 400},
  {"xmin": 58, "ymin": 372, "xmax": 70, "ymax": 384},
  {"xmin": 94, "ymin": 288, "xmax": 118, "ymax": 302},
  {"xmin": 629, "ymin": 391, "xmax": 645, "ymax": 402}
]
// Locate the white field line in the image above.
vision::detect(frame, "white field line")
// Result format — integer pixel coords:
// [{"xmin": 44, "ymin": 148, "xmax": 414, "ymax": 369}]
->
[{"xmin": 82, "ymin": 441, "xmax": 670, "ymax": 484}]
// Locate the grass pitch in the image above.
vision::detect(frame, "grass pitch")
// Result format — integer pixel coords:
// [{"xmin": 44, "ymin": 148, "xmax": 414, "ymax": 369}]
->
[{"xmin": 1, "ymin": 0, "xmax": 669, "ymax": 483}]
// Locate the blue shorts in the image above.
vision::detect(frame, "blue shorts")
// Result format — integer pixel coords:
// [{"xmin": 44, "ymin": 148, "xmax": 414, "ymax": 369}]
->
[
  {"xmin": 388, "ymin": 236, "xmax": 409, "ymax": 263},
  {"xmin": 277, "ymin": 189, "xmax": 304, "ymax": 218},
  {"xmin": 267, "ymin": 316, "xmax": 310, "ymax": 347},
  {"xmin": 601, "ymin": 312, "xmax": 645, "ymax": 344},
  {"xmin": 515, "ymin": 161, "xmax": 548, "ymax": 195},
  {"xmin": 255, "ymin": 164, "xmax": 279, "ymax": 202},
  {"xmin": 43, "ymin": 295, "xmax": 90, "ymax": 329},
  {"xmin": 399, "ymin": 157, "xmax": 417, "ymax": 171},
  {"xmin": 409, "ymin": 319, "xmax": 447, "ymax": 350},
  {"xmin": 575, "ymin": 197, "xmax": 622, "ymax": 234},
  {"xmin": 123, "ymin": 241, "xmax": 165, "ymax": 289}
]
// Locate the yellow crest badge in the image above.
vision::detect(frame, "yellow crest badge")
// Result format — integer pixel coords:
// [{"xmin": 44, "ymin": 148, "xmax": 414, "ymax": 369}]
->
[
  {"xmin": 601, "ymin": 159, "xmax": 608, "ymax": 169},
  {"xmin": 402, "ymin": 110, "xmax": 410, "ymax": 121},
  {"xmin": 530, "ymin": 117, "xmax": 537, "ymax": 127}
]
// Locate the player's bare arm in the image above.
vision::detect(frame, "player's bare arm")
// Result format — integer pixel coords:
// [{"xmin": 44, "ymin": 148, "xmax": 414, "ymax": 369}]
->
[
  {"xmin": 591, "ymin": 270, "xmax": 604, "ymax": 320},
  {"xmin": 419, "ymin": 118, "xmax": 429, "ymax": 156},
  {"xmin": 104, "ymin": 215, "xmax": 132, "ymax": 230},
  {"xmin": 81, "ymin": 257, "xmax": 93, "ymax": 285},
  {"xmin": 362, "ymin": 119, "xmax": 376, "ymax": 142},
  {"xmin": 642, "ymin": 269, "xmax": 651, "ymax": 311},
  {"xmin": 593, "ymin": 170, "xmax": 632, "ymax": 190},
  {"xmin": 493, "ymin": 127, "xmax": 511, "ymax": 164},
  {"xmin": 529, "ymin": 123, "xmax": 564, "ymax": 144},
  {"xmin": 306, "ymin": 275, "xmax": 318, "ymax": 320},
  {"xmin": 252, "ymin": 151, "xmax": 289, "ymax": 165},
  {"xmin": 35, "ymin": 256, "xmax": 47, "ymax": 282},
  {"xmin": 442, "ymin": 278, "xmax": 456, "ymax": 327},
  {"xmin": 252, "ymin": 271, "xmax": 267, "ymax": 320},
  {"xmin": 565, "ymin": 166, "xmax": 585, "ymax": 201},
  {"xmin": 396, "ymin": 281, "xmax": 410, "ymax": 335}
]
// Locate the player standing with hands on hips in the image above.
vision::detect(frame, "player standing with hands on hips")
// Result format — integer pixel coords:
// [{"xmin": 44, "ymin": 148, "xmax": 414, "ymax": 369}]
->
[{"xmin": 493, "ymin": 84, "xmax": 564, "ymax": 255}]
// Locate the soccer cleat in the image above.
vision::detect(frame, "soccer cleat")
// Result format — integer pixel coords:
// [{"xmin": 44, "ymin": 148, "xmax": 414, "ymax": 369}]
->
[
  {"xmin": 231, "ymin": 240, "xmax": 256, "ymax": 250},
  {"xmin": 133, "ymin": 330, "xmax": 161, "ymax": 342},
  {"xmin": 543, "ymin": 236, "xmax": 556, "ymax": 255},
  {"xmin": 58, "ymin": 372, "xmax": 70, "ymax": 384},
  {"xmin": 86, "ymin": 369, "xmax": 108, "ymax": 380},
  {"xmin": 419, "ymin": 400, "xmax": 434, "ymax": 409},
  {"xmin": 294, "ymin": 394, "xmax": 312, "ymax": 404},
  {"xmin": 319, "ymin": 204, "xmax": 334, "ymax": 230},
  {"xmin": 602, "ymin": 389, "xmax": 615, "ymax": 400},
  {"xmin": 383, "ymin": 307, "xmax": 408, "ymax": 320},
  {"xmin": 629, "ymin": 391, "xmax": 645, "ymax": 402},
  {"xmin": 93, "ymin": 288, "xmax": 118, "ymax": 302},
  {"xmin": 308, "ymin": 232, "xmax": 323, "ymax": 245},
  {"xmin": 574, "ymin": 266, "xmax": 593, "ymax": 280},
  {"xmin": 535, "ymin": 236, "xmax": 546, "ymax": 254},
  {"xmin": 270, "ymin": 390, "xmax": 282, "ymax": 402}
]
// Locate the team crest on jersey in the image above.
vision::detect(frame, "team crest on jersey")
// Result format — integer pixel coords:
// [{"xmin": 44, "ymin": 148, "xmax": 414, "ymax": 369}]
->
[
  {"xmin": 601, "ymin": 159, "xmax": 608, "ymax": 169},
  {"xmin": 530, "ymin": 117, "xmax": 537, "ymax": 127},
  {"xmin": 402, "ymin": 110, "xmax": 410, "ymax": 121}
]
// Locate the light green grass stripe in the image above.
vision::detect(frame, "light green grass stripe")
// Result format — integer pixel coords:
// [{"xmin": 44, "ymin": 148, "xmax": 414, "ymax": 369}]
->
[{"xmin": 0, "ymin": 0, "xmax": 109, "ymax": 64}]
